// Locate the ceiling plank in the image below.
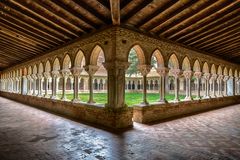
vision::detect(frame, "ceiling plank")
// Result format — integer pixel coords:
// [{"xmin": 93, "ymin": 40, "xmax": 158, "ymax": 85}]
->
[
  {"xmin": 122, "ymin": 0, "xmax": 154, "ymax": 23},
  {"xmin": 110, "ymin": 0, "xmax": 120, "ymax": 25}
]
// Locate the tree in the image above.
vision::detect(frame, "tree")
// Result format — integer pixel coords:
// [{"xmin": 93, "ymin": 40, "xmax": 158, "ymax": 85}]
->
[{"xmin": 126, "ymin": 49, "xmax": 157, "ymax": 77}]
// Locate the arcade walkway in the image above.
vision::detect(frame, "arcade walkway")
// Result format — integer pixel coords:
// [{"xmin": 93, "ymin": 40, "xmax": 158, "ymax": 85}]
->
[{"xmin": 0, "ymin": 97, "xmax": 239, "ymax": 160}]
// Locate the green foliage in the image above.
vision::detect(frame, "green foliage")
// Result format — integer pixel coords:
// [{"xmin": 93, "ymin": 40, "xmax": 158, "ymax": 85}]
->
[{"xmin": 126, "ymin": 49, "xmax": 157, "ymax": 77}]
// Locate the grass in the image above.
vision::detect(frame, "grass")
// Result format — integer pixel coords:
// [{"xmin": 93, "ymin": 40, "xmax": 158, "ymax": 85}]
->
[{"xmin": 57, "ymin": 92, "xmax": 190, "ymax": 106}]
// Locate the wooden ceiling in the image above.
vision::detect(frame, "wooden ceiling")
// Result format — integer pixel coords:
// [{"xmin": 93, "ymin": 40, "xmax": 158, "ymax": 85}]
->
[{"xmin": 0, "ymin": 0, "xmax": 239, "ymax": 70}]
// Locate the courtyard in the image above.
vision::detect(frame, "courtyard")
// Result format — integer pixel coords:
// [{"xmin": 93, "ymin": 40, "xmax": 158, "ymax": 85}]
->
[{"xmin": 0, "ymin": 96, "xmax": 240, "ymax": 160}]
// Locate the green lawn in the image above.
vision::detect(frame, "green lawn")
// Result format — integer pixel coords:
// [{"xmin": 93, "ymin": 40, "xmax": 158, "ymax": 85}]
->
[{"xmin": 58, "ymin": 92, "xmax": 189, "ymax": 106}]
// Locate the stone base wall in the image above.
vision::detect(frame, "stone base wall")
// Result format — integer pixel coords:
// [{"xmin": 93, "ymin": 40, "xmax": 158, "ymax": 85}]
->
[
  {"xmin": 0, "ymin": 92, "xmax": 133, "ymax": 129},
  {"xmin": 133, "ymin": 96, "xmax": 240, "ymax": 123}
]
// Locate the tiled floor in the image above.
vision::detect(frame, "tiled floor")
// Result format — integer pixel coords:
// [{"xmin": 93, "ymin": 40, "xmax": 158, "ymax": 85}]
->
[{"xmin": 0, "ymin": 96, "xmax": 240, "ymax": 160}]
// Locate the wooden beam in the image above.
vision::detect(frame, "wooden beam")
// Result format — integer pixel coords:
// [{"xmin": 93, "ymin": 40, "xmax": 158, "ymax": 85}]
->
[
  {"xmin": 148, "ymin": 0, "xmax": 200, "ymax": 32},
  {"xmin": 122, "ymin": 0, "xmax": 154, "ymax": 23},
  {"xmin": 170, "ymin": 1, "xmax": 239, "ymax": 40},
  {"xmin": 161, "ymin": 0, "xmax": 233, "ymax": 37},
  {"xmin": 135, "ymin": 0, "xmax": 177, "ymax": 28},
  {"xmin": 120, "ymin": 0, "xmax": 131, "ymax": 9},
  {"xmin": 110, "ymin": 0, "xmax": 120, "ymax": 25},
  {"xmin": 179, "ymin": 9, "xmax": 240, "ymax": 43},
  {"xmin": 97, "ymin": 0, "xmax": 110, "ymax": 10}
]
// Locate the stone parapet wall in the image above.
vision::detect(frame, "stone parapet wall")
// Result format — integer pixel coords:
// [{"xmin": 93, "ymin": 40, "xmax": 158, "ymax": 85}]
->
[
  {"xmin": 133, "ymin": 96, "xmax": 240, "ymax": 123},
  {"xmin": 0, "ymin": 92, "xmax": 133, "ymax": 129}
]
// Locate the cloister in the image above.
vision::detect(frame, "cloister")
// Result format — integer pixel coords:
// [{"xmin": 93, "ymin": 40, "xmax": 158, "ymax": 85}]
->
[{"xmin": 0, "ymin": 1, "xmax": 240, "ymax": 159}]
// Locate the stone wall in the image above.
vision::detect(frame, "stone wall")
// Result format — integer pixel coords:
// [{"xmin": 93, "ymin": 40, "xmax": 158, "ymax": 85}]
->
[
  {"xmin": 0, "ymin": 91, "xmax": 133, "ymax": 129},
  {"xmin": 133, "ymin": 96, "xmax": 240, "ymax": 123}
]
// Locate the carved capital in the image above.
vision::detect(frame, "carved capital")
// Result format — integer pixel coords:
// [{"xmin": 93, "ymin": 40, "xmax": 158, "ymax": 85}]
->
[
  {"xmin": 217, "ymin": 75, "xmax": 223, "ymax": 80},
  {"xmin": 156, "ymin": 67, "xmax": 168, "ymax": 76},
  {"xmin": 31, "ymin": 74, "xmax": 37, "ymax": 80},
  {"xmin": 203, "ymin": 73, "xmax": 211, "ymax": 80},
  {"xmin": 37, "ymin": 73, "xmax": 43, "ymax": 79},
  {"xmin": 223, "ymin": 76, "xmax": 229, "ymax": 81},
  {"xmin": 84, "ymin": 65, "xmax": 99, "ymax": 76},
  {"xmin": 137, "ymin": 65, "xmax": 152, "ymax": 76},
  {"xmin": 183, "ymin": 70, "xmax": 192, "ymax": 79},
  {"xmin": 170, "ymin": 69, "xmax": 181, "ymax": 78},
  {"xmin": 51, "ymin": 71, "xmax": 60, "ymax": 78},
  {"xmin": 27, "ymin": 75, "xmax": 32, "ymax": 80},
  {"xmin": 210, "ymin": 74, "xmax": 218, "ymax": 80},
  {"xmin": 194, "ymin": 72, "xmax": 202, "ymax": 78},
  {"xmin": 61, "ymin": 69, "xmax": 71, "ymax": 78},
  {"xmin": 103, "ymin": 61, "xmax": 130, "ymax": 77},
  {"xmin": 43, "ymin": 72, "xmax": 51, "ymax": 78},
  {"xmin": 71, "ymin": 67, "xmax": 83, "ymax": 77}
]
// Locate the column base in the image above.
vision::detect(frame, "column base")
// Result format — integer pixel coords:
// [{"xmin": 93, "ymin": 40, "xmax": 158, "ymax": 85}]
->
[
  {"xmin": 210, "ymin": 95, "xmax": 217, "ymax": 98},
  {"xmin": 203, "ymin": 96, "xmax": 210, "ymax": 99},
  {"xmin": 72, "ymin": 99, "xmax": 81, "ymax": 103},
  {"xmin": 140, "ymin": 101, "xmax": 149, "ymax": 105},
  {"xmin": 158, "ymin": 99, "xmax": 167, "ymax": 103},
  {"xmin": 184, "ymin": 97, "xmax": 193, "ymax": 101},
  {"xmin": 194, "ymin": 96, "xmax": 201, "ymax": 100},
  {"xmin": 61, "ymin": 97, "xmax": 68, "ymax": 101},
  {"xmin": 88, "ymin": 100, "xmax": 96, "ymax": 104},
  {"xmin": 173, "ymin": 98, "xmax": 180, "ymax": 103}
]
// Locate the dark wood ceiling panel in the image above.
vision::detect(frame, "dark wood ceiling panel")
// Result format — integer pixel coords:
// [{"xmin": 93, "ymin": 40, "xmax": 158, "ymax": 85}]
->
[{"xmin": 0, "ymin": 0, "xmax": 239, "ymax": 70}]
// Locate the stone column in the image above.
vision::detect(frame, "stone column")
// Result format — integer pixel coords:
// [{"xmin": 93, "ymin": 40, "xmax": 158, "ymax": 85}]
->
[
  {"xmin": 170, "ymin": 69, "xmax": 181, "ymax": 102},
  {"xmin": 37, "ymin": 73, "xmax": 43, "ymax": 97},
  {"xmin": 183, "ymin": 71, "xmax": 193, "ymax": 101},
  {"xmin": 194, "ymin": 72, "xmax": 202, "ymax": 100},
  {"xmin": 31, "ymin": 74, "xmax": 37, "ymax": 96},
  {"xmin": 61, "ymin": 70, "xmax": 70, "ymax": 101},
  {"xmin": 51, "ymin": 71, "xmax": 59, "ymax": 99},
  {"xmin": 203, "ymin": 73, "xmax": 210, "ymax": 99},
  {"xmin": 71, "ymin": 67, "xmax": 82, "ymax": 103},
  {"xmin": 235, "ymin": 78, "xmax": 239, "ymax": 95},
  {"xmin": 43, "ymin": 72, "xmax": 50, "ymax": 97},
  {"xmin": 26, "ymin": 75, "xmax": 32, "ymax": 95},
  {"xmin": 84, "ymin": 65, "xmax": 99, "ymax": 104},
  {"xmin": 156, "ymin": 67, "xmax": 168, "ymax": 103},
  {"xmin": 103, "ymin": 61, "xmax": 129, "ymax": 108},
  {"xmin": 210, "ymin": 74, "xmax": 217, "ymax": 98},
  {"xmin": 217, "ymin": 75, "xmax": 223, "ymax": 97},
  {"xmin": 18, "ymin": 77, "xmax": 22, "ymax": 94},
  {"xmin": 223, "ymin": 76, "xmax": 229, "ymax": 96},
  {"xmin": 138, "ymin": 65, "xmax": 152, "ymax": 105}
]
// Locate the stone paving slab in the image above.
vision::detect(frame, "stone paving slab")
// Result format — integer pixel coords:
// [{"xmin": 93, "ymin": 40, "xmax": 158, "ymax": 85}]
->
[{"xmin": 0, "ymin": 96, "xmax": 240, "ymax": 160}]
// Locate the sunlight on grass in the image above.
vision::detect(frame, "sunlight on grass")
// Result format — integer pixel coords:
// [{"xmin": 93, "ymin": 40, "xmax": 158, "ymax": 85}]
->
[{"xmin": 58, "ymin": 92, "xmax": 194, "ymax": 106}]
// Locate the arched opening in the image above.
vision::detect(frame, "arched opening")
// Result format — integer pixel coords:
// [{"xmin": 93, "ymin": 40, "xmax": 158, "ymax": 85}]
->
[
  {"xmin": 167, "ymin": 54, "xmax": 182, "ymax": 102},
  {"xmin": 202, "ymin": 62, "xmax": 210, "ymax": 98},
  {"xmin": 44, "ymin": 60, "xmax": 52, "ymax": 98},
  {"xmin": 88, "ymin": 45, "xmax": 107, "ymax": 104},
  {"xmin": 181, "ymin": 57, "xmax": 193, "ymax": 101},
  {"xmin": 125, "ymin": 45, "xmax": 146, "ymax": 106},
  {"xmin": 52, "ymin": 58, "xmax": 60, "ymax": 99},
  {"xmin": 210, "ymin": 64, "xmax": 217, "ymax": 98},
  {"xmin": 60, "ymin": 54, "xmax": 72, "ymax": 101}
]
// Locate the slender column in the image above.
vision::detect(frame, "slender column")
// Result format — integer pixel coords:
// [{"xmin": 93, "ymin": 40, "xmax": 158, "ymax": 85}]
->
[
  {"xmin": 183, "ymin": 71, "xmax": 193, "ymax": 101},
  {"xmin": 194, "ymin": 72, "xmax": 202, "ymax": 100},
  {"xmin": 27, "ymin": 75, "xmax": 32, "ymax": 95},
  {"xmin": 71, "ymin": 67, "xmax": 83, "ymax": 102},
  {"xmin": 233, "ymin": 77, "xmax": 238, "ymax": 96},
  {"xmin": 43, "ymin": 72, "xmax": 50, "ymax": 97},
  {"xmin": 84, "ymin": 65, "xmax": 99, "ymax": 104},
  {"xmin": 223, "ymin": 76, "xmax": 229, "ymax": 96},
  {"xmin": 138, "ymin": 65, "xmax": 152, "ymax": 105},
  {"xmin": 51, "ymin": 71, "xmax": 59, "ymax": 99},
  {"xmin": 156, "ymin": 67, "xmax": 168, "ymax": 103},
  {"xmin": 170, "ymin": 69, "xmax": 181, "ymax": 102},
  {"xmin": 61, "ymin": 70, "xmax": 70, "ymax": 101},
  {"xmin": 217, "ymin": 75, "xmax": 223, "ymax": 97},
  {"xmin": 235, "ymin": 78, "xmax": 239, "ymax": 95},
  {"xmin": 37, "ymin": 74, "xmax": 43, "ymax": 96},
  {"xmin": 18, "ymin": 76, "xmax": 22, "ymax": 94},
  {"xmin": 103, "ymin": 61, "xmax": 129, "ymax": 108},
  {"xmin": 203, "ymin": 73, "xmax": 210, "ymax": 99},
  {"xmin": 31, "ymin": 74, "xmax": 37, "ymax": 96},
  {"xmin": 210, "ymin": 74, "xmax": 217, "ymax": 98}
]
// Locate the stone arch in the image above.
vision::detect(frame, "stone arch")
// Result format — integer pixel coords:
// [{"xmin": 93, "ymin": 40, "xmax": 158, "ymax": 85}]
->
[
  {"xmin": 53, "ymin": 58, "xmax": 60, "ymax": 71},
  {"xmin": 229, "ymin": 68, "xmax": 233, "ymax": 77},
  {"xmin": 182, "ymin": 56, "xmax": 191, "ymax": 71},
  {"xmin": 33, "ymin": 65, "xmax": 37, "ymax": 74},
  {"xmin": 38, "ymin": 63, "xmax": 44, "ymax": 73},
  {"xmin": 217, "ymin": 65, "xmax": 223, "ymax": 75},
  {"xmin": 223, "ymin": 67, "xmax": 228, "ymax": 76},
  {"xmin": 128, "ymin": 44, "xmax": 146, "ymax": 65},
  {"xmin": 151, "ymin": 49, "xmax": 164, "ymax": 68},
  {"xmin": 193, "ymin": 60, "xmax": 201, "ymax": 72},
  {"xmin": 23, "ymin": 67, "xmax": 27, "ymax": 76},
  {"xmin": 45, "ymin": 60, "xmax": 51, "ymax": 72},
  {"xmin": 234, "ymin": 69, "xmax": 238, "ymax": 77},
  {"xmin": 210, "ymin": 64, "xmax": 216, "ymax": 74},
  {"xmin": 62, "ymin": 54, "xmax": 72, "ymax": 70},
  {"xmin": 90, "ymin": 45, "xmax": 105, "ymax": 65},
  {"xmin": 168, "ymin": 54, "xmax": 179, "ymax": 69},
  {"xmin": 74, "ymin": 49, "xmax": 85, "ymax": 67},
  {"xmin": 28, "ymin": 66, "xmax": 32, "ymax": 75},
  {"xmin": 202, "ymin": 62, "xmax": 209, "ymax": 73}
]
